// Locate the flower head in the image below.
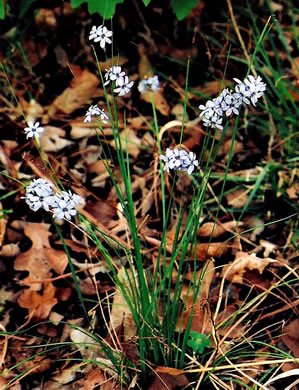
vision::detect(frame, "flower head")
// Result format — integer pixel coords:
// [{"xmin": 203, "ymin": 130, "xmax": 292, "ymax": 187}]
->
[
  {"xmin": 202, "ymin": 114, "xmax": 223, "ymax": 130},
  {"xmin": 24, "ymin": 178, "xmax": 55, "ymax": 212},
  {"xmin": 104, "ymin": 66, "xmax": 126, "ymax": 86},
  {"xmin": 52, "ymin": 191, "xmax": 81, "ymax": 220},
  {"xmin": 160, "ymin": 148, "xmax": 199, "ymax": 175},
  {"xmin": 24, "ymin": 121, "xmax": 44, "ymax": 139},
  {"xmin": 199, "ymin": 74, "xmax": 266, "ymax": 130},
  {"xmin": 84, "ymin": 105, "xmax": 109, "ymax": 124},
  {"xmin": 138, "ymin": 76, "xmax": 160, "ymax": 93},
  {"xmin": 234, "ymin": 75, "xmax": 266, "ymax": 106},
  {"xmin": 89, "ymin": 25, "xmax": 112, "ymax": 49},
  {"xmin": 24, "ymin": 179, "xmax": 81, "ymax": 221},
  {"xmin": 113, "ymin": 76, "xmax": 134, "ymax": 96}
]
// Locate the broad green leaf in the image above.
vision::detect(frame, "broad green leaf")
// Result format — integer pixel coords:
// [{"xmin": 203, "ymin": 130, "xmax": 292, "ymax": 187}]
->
[
  {"xmin": 71, "ymin": 0, "xmax": 124, "ymax": 19},
  {"xmin": 187, "ymin": 332, "xmax": 210, "ymax": 354},
  {"xmin": 171, "ymin": 0, "xmax": 199, "ymax": 20},
  {"xmin": 142, "ymin": 0, "xmax": 152, "ymax": 5},
  {"xmin": 0, "ymin": 0, "xmax": 5, "ymax": 19}
]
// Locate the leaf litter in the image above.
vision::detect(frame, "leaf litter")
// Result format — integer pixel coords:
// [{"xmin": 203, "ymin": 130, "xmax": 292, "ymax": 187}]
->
[{"xmin": 0, "ymin": 1, "xmax": 298, "ymax": 389}]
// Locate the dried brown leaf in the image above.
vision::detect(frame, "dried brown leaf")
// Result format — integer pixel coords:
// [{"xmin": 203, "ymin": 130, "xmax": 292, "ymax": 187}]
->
[
  {"xmin": 50, "ymin": 66, "xmax": 99, "ymax": 115},
  {"xmin": 226, "ymin": 189, "xmax": 249, "ymax": 208},
  {"xmin": 148, "ymin": 370, "xmax": 189, "ymax": 390},
  {"xmin": 198, "ymin": 220, "xmax": 242, "ymax": 238},
  {"xmin": 141, "ymin": 90, "xmax": 170, "ymax": 116},
  {"xmin": 14, "ymin": 223, "xmax": 68, "ymax": 291},
  {"xmin": 109, "ymin": 268, "xmax": 137, "ymax": 341},
  {"xmin": 110, "ymin": 129, "xmax": 142, "ymax": 158},
  {"xmin": 222, "ymin": 251, "xmax": 275, "ymax": 284},
  {"xmin": 178, "ymin": 261, "xmax": 215, "ymax": 333},
  {"xmin": 17, "ymin": 282, "xmax": 58, "ymax": 321},
  {"xmin": 0, "ymin": 243, "xmax": 20, "ymax": 257},
  {"xmin": 40, "ymin": 126, "xmax": 74, "ymax": 152}
]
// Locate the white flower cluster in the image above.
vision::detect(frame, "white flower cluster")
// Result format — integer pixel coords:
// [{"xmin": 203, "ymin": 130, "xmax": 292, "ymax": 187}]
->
[
  {"xmin": 24, "ymin": 178, "xmax": 81, "ymax": 220},
  {"xmin": 138, "ymin": 76, "xmax": 160, "ymax": 93},
  {"xmin": 89, "ymin": 25, "xmax": 112, "ymax": 49},
  {"xmin": 84, "ymin": 104, "xmax": 109, "ymax": 124},
  {"xmin": 199, "ymin": 75, "xmax": 266, "ymax": 130},
  {"xmin": 103, "ymin": 65, "xmax": 134, "ymax": 97},
  {"xmin": 24, "ymin": 121, "xmax": 44, "ymax": 139},
  {"xmin": 160, "ymin": 148, "xmax": 199, "ymax": 175},
  {"xmin": 234, "ymin": 75, "xmax": 267, "ymax": 106}
]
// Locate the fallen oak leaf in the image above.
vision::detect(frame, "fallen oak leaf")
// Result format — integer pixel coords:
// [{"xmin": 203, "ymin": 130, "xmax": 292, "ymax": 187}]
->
[
  {"xmin": 221, "ymin": 251, "xmax": 276, "ymax": 284},
  {"xmin": 40, "ymin": 126, "xmax": 74, "ymax": 152},
  {"xmin": 49, "ymin": 66, "xmax": 99, "ymax": 115},
  {"xmin": 281, "ymin": 319, "xmax": 299, "ymax": 371},
  {"xmin": 14, "ymin": 223, "xmax": 68, "ymax": 291},
  {"xmin": 17, "ymin": 282, "xmax": 57, "ymax": 321}
]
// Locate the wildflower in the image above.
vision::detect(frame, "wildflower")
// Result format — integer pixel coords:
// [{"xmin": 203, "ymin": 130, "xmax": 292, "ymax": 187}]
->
[
  {"xmin": 84, "ymin": 105, "xmax": 109, "ymax": 124},
  {"xmin": 89, "ymin": 25, "xmax": 112, "ymax": 49},
  {"xmin": 234, "ymin": 75, "xmax": 266, "ymax": 106},
  {"xmin": 199, "ymin": 100, "xmax": 217, "ymax": 119},
  {"xmin": 138, "ymin": 75, "xmax": 160, "ymax": 93},
  {"xmin": 180, "ymin": 151, "xmax": 199, "ymax": 174},
  {"xmin": 113, "ymin": 75, "xmax": 134, "ymax": 96},
  {"xmin": 199, "ymin": 98, "xmax": 224, "ymax": 130},
  {"xmin": 24, "ymin": 179, "xmax": 81, "ymax": 221},
  {"xmin": 24, "ymin": 121, "xmax": 44, "ymax": 139},
  {"xmin": 52, "ymin": 190, "xmax": 81, "ymax": 220},
  {"xmin": 199, "ymin": 89, "xmax": 241, "ymax": 122},
  {"xmin": 202, "ymin": 114, "xmax": 223, "ymax": 130},
  {"xmin": 104, "ymin": 66, "xmax": 126, "ymax": 86},
  {"xmin": 199, "ymin": 74, "xmax": 266, "ymax": 130},
  {"xmin": 160, "ymin": 148, "xmax": 199, "ymax": 175},
  {"xmin": 24, "ymin": 178, "xmax": 55, "ymax": 212},
  {"xmin": 221, "ymin": 90, "xmax": 242, "ymax": 116},
  {"xmin": 89, "ymin": 25, "xmax": 101, "ymax": 41}
]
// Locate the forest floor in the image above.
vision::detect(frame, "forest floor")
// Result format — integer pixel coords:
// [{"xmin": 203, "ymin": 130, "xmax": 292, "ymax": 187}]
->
[{"xmin": 0, "ymin": 0, "xmax": 298, "ymax": 389}]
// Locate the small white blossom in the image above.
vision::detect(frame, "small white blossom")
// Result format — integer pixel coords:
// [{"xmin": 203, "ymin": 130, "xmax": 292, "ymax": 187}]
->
[
  {"xmin": 138, "ymin": 76, "xmax": 160, "ymax": 93},
  {"xmin": 202, "ymin": 114, "xmax": 223, "ymax": 130},
  {"xmin": 84, "ymin": 105, "xmax": 109, "ymax": 124},
  {"xmin": 24, "ymin": 179, "xmax": 81, "ymax": 221},
  {"xmin": 52, "ymin": 191, "xmax": 81, "ymax": 221},
  {"xmin": 234, "ymin": 75, "xmax": 266, "ymax": 106},
  {"xmin": 160, "ymin": 148, "xmax": 199, "ymax": 175},
  {"xmin": 89, "ymin": 25, "xmax": 101, "ymax": 41},
  {"xmin": 199, "ymin": 100, "xmax": 217, "ymax": 119},
  {"xmin": 180, "ymin": 151, "xmax": 199, "ymax": 174},
  {"xmin": 104, "ymin": 66, "xmax": 126, "ymax": 86},
  {"xmin": 24, "ymin": 179, "xmax": 55, "ymax": 212},
  {"xmin": 221, "ymin": 91, "xmax": 242, "ymax": 116},
  {"xmin": 89, "ymin": 25, "xmax": 112, "ymax": 49},
  {"xmin": 199, "ymin": 74, "xmax": 266, "ymax": 130},
  {"xmin": 113, "ymin": 76, "xmax": 134, "ymax": 96},
  {"xmin": 24, "ymin": 121, "xmax": 44, "ymax": 139}
]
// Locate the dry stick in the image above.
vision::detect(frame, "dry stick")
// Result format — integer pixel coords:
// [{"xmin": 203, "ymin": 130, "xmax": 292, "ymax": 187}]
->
[
  {"xmin": 186, "ymin": 359, "xmax": 297, "ymax": 374},
  {"xmin": 0, "ymin": 324, "xmax": 8, "ymax": 369},
  {"xmin": 226, "ymin": 0, "xmax": 276, "ymax": 160}
]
